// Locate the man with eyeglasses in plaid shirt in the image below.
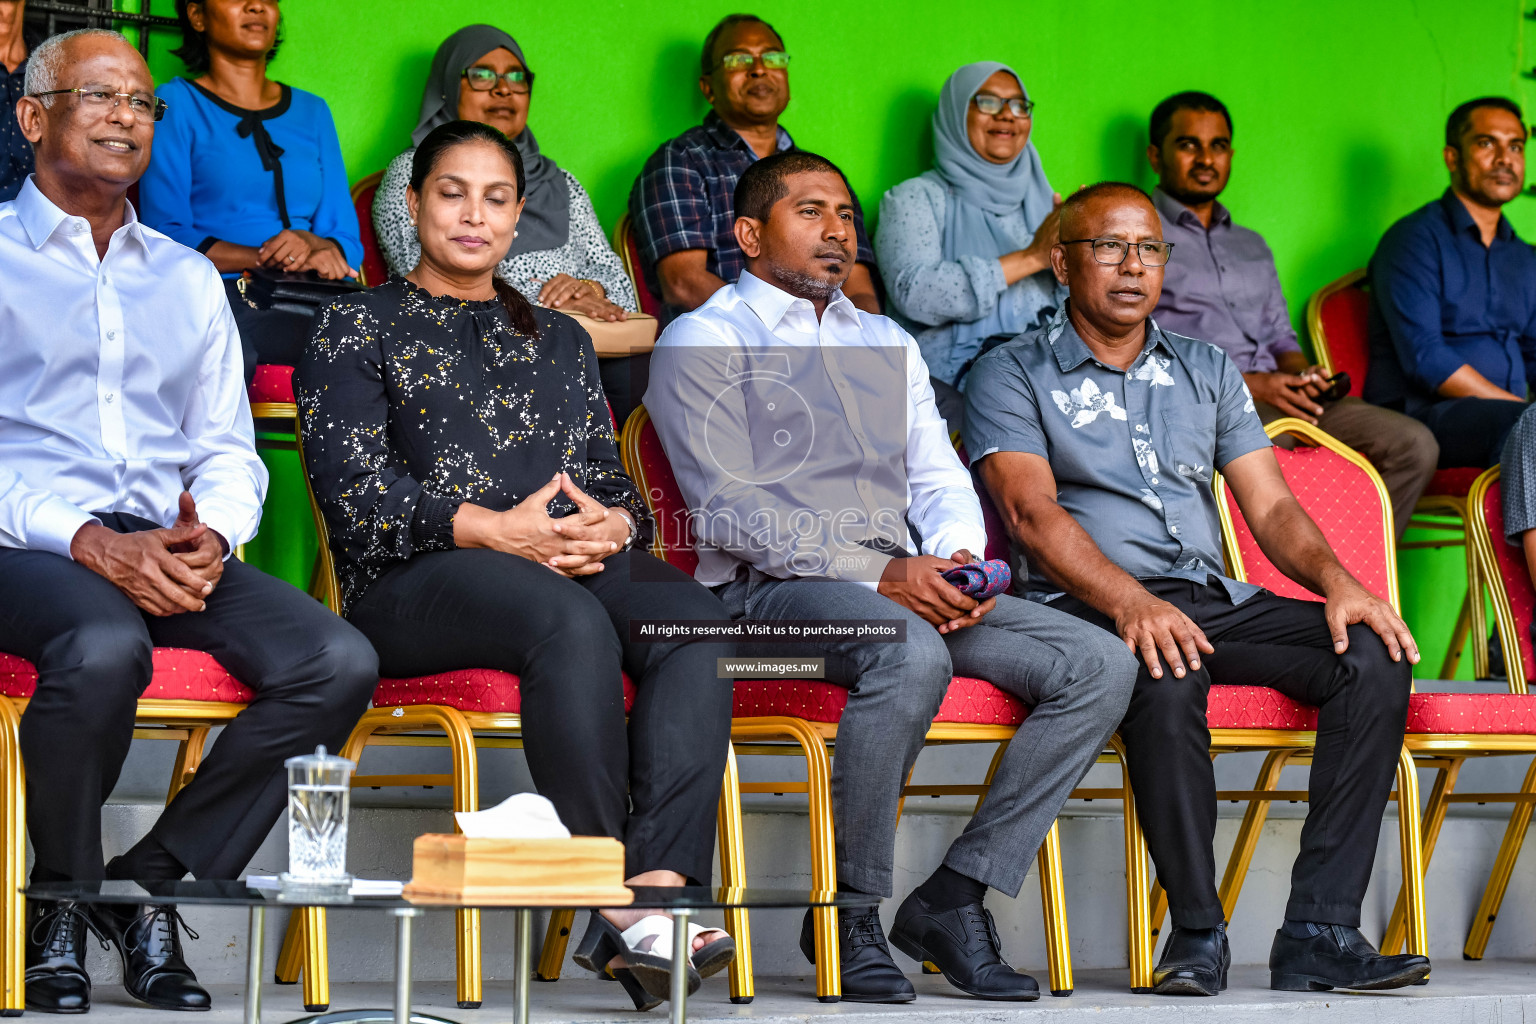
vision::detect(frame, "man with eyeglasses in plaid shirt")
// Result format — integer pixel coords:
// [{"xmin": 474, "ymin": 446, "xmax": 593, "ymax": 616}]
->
[{"xmin": 628, "ymin": 13, "xmax": 881, "ymax": 324}]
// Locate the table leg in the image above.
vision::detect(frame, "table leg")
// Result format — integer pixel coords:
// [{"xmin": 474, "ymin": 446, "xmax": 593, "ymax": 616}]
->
[
  {"xmin": 669, "ymin": 909, "xmax": 692, "ymax": 1024},
  {"xmin": 246, "ymin": 905, "xmax": 266, "ymax": 1024},
  {"xmin": 512, "ymin": 909, "xmax": 532, "ymax": 1024},
  {"xmin": 393, "ymin": 909, "xmax": 421, "ymax": 1024}
]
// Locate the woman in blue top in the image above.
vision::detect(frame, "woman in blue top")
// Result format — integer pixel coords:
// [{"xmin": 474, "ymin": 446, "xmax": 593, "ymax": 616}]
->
[
  {"xmin": 876, "ymin": 62, "xmax": 1063, "ymax": 430},
  {"xmin": 139, "ymin": 0, "xmax": 361, "ymax": 375}
]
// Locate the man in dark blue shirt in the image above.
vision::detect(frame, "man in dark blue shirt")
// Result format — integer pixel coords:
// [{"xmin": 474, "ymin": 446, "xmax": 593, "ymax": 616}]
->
[
  {"xmin": 0, "ymin": 2, "xmax": 37, "ymax": 203},
  {"xmin": 1365, "ymin": 97, "xmax": 1534, "ymax": 467}
]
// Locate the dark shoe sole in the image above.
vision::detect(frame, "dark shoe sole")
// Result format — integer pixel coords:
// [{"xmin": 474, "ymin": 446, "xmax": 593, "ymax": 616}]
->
[
  {"xmin": 1272, "ymin": 960, "xmax": 1431, "ymax": 992},
  {"xmin": 613, "ymin": 968, "xmax": 663, "ymax": 1012},
  {"xmin": 692, "ymin": 936, "xmax": 736, "ymax": 980},
  {"xmin": 23, "ymin": 1004, "xmax": 88, "ymax": 1015},
  {"xmin": 1150, "ymin": 970, "xmax": 1227, "ymax": 997},
  {"xmin": 890, "ymin": 929, "xmax": 1039, "ymax": 1001},
  {"xmin": 836, "ymin": 989, "xmax": 917, "ymax": 1004}
]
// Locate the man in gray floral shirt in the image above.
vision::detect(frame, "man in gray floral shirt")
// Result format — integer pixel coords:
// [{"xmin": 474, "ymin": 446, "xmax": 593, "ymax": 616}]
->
[{"xmin": 965, "ymin": 182, "xmax": 1429, "ymax": 998}]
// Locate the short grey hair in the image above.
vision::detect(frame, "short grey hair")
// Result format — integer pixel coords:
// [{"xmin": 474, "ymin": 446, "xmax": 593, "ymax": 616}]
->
[{"xmin": 23, "ymin": 29, "xmax": 132, "ymax": 102}]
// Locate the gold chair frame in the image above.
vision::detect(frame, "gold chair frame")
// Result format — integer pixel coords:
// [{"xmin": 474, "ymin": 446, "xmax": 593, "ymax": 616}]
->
[{"xmin": 1306, "ymin": 269, "xmax": 1484, "ymax": 679}]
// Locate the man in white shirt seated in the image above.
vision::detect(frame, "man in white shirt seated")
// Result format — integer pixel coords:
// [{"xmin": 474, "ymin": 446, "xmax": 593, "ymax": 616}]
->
[
  {"xmin": 0, "ymin": 30, "xmax": 377, "ymax": 1015},
  {"xmin": 646, "ymin": 151, "xmax": 1137, "ymax": 1003}
]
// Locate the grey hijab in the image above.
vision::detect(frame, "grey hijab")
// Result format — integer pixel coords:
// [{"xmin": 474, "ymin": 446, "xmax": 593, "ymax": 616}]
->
[{"xmin": 412, "ymin": 24, "xmax": 569, "ymax": 257}]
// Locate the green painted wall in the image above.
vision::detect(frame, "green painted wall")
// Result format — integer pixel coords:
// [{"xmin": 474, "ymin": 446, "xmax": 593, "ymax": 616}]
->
[{"xmin": 128, "ymin": 0, "xmax": 1530, "ymax": 677}]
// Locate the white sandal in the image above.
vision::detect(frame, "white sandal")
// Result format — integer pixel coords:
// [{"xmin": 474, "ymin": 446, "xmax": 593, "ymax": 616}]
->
[
  {"xmin": 688, "ymin": 922, "xmax": 737, "ymax": 979},
  {"xmin": 619, "ymin": 914, "xmax": 702, "ymax": 1000}
]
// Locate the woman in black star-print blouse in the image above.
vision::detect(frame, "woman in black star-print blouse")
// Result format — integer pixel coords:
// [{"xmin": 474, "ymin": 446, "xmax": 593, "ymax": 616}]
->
[{"xmin": 297, "ymin": 121, "xmax": 735, "ymax": 1007}]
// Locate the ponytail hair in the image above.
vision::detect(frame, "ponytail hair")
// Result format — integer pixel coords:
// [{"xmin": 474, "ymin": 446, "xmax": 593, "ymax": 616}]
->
[{"xmin": 409, "ymin": 120, "xmax": 541, "ymax": 339}]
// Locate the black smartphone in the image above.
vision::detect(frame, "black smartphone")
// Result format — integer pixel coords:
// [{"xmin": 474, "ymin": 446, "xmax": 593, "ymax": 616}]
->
[{"xmin": 1316, "ymin": 371, "xmax": 1351, "ymax": 403}]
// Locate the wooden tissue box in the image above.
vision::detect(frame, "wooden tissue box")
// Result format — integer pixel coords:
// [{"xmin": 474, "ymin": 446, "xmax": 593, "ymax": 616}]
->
[{"xmin": 403, "ymin": 834, "xmax": 634, "ymax": 905}]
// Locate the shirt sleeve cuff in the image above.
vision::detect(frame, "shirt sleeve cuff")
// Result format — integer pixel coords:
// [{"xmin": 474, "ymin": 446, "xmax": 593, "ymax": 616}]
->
[
  {"xmin": 411, "ymin": 492, "xmax": 459, "ymax": 551},
  {"xmin": 33, "ymin": 502, "xmax": 100, "ymax": 560}
]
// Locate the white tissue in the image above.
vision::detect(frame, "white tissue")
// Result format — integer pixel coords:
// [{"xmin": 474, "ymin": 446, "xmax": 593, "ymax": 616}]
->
[{"xmin": 454, "ymin": 793, "xmax": 571, "ymax": 840}]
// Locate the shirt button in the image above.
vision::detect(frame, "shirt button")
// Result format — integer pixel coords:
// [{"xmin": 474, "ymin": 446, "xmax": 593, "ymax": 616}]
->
[
  {"xmin": 106, "ymin": 329, "xmax": 115, "ymax": 340},
  {"xmin": 1170, "ymin": 526, "xmax": 1179, "ymax": 535},
  {"xmin": 104, "ymin": 393, "xmax": 115, "ymax": 404},
  {"xmin": 1151, "ymin": 477, "xmax": 1160, "ymax": 484}
]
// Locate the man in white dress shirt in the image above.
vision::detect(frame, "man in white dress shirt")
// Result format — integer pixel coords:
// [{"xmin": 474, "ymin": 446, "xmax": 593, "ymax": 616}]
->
[
  {"xmin": 646, "ymin": 151, "xmax": 1136, "ymax": 1003},
  {"xmin": 0, "ymin": 30, "xmax": 376, "ymax": 1015}
]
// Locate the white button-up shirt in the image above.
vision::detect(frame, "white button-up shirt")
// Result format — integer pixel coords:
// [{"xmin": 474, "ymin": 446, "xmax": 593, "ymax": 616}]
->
[
  {"xmin": 0, "ymin": 178, "xmax": 266, "ymax": 557},
  {"xmin": 647, "ymin": 270, "xmax": 984, "ymax": 587}
]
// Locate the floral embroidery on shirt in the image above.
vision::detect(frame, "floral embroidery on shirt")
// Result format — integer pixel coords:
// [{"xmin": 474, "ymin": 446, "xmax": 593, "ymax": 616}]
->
[
  {"xmin": 1177, "ymin": 462, "xmax": 1212, "ymax": 482},
  {"xmin": 1139, "ymin": 487, "xmax": 1164, "ymax": 510},
  {"xmin": 1133, "ymin": 437, "xmax": 1160, "ymax": 475},
  {"xmin": 1051, "ymin": 377, "xmax": 1127, "ymax": 428},
  {"xmin": 1131, "ymin": 353, "xmax": 1176, "ymax": 387},
  {"xmin": 1241, "ymin": 382, "xmax": 1256, "ymax": 415}
]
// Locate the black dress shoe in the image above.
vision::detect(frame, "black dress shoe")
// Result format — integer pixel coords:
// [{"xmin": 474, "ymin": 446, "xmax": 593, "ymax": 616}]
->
[
  {"xmin": 1152, "ymin": 921, "xmax": 1229, "ymax": 996},
  {"xmin": 1270, "ymin": 924, "xmax": 1430, "ymax": 991},
  {"xmin": 799, "ymin": 906, "xmax": 915, "ymax": 1003},
  {"xmin": 25, "ymin": 901, "xmax": 103, "ymax": 1014},
  {"xmin": 889, "ymin": 892, "xmax": 1039, "ymax": 1000},
  {"xmin": 95, "ymin": 904, "xmax": 211, "ymax": 1011}
]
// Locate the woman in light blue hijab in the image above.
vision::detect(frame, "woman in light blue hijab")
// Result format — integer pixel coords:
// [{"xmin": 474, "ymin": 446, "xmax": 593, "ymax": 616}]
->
[{"xmin": 877, "ymin": 61, "xmax": 1064, "ymax": 422}]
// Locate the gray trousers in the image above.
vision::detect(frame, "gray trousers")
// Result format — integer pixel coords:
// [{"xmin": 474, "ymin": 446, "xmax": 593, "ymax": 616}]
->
[{"xmin": 716, "ymin": 574, "xmax": 1137, "ymax": 898}]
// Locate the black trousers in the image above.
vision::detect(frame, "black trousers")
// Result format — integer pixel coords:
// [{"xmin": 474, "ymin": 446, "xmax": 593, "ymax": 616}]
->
[
  {"xmin": 1417, "ymin": 395, "xmax": 1528, "ymax": 469},
  {"xmin": 349, "ymin": 548, "xmax": 734, "ymax": 883},
  {"xmin": 1050, "ymin": 579, "xmax": 1411, "ymax": 928},
  {"xmin": 599, "ymin": 353, "xmax": 652, "ymax": 432},
  {"xmin": 0, "ymin": 514, "xmax": 378, "ymax": 883},
  {"xmin": 223, "ymin": 278, "xmax": 319, "ymax": 384}
]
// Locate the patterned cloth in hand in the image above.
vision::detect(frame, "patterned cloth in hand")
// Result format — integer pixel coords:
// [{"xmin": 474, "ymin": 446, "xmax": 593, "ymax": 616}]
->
[{"xmin": 942, "ymin": 559, "xmax": 1011, "ymax": 600}]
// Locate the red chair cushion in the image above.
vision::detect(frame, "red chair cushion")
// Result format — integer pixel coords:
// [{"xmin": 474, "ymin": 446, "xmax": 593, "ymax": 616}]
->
[
  {"xmin": 1317, "ymin": 282, "xmax": 1369, "ymax": 397},
  {"xmin": 1479, "ymin": 479, "xmax": 1536, "ymax": 682},
  {"xmin": 634, "ymin": 416, "xmax": 700, "ymax": 575},
  {"xmin": 1423, "ymin": 467, "xmax": 1482, "ymax": 499},
  {"xmin": 1406, "ymin": 692, "xmax": 1536, "ymax": 735},
  {"xmin": 0, "ymin": 649, "xmax": 252, "ymax": 703},
  {"xmin": 354, "ymin": 178, "xmax": 388, "ymax": 289},
  {"xmin": 375, "ymin": 670, "xmax": 637, "ymax": 714},
  {"xmin": 249, "ymin": 364, "xmax": 296, "ymax": 405},
  {"xmin": 1221, "ymin": 443, "xmax": 1392, "ymax": 604},
  {"xmin": 1206, "ymin": 685, "xmax": 1318, "ymax": 730},
  {"xmin": 732, "ymin": 676, "xmax": 1028, "ymax": 727}
]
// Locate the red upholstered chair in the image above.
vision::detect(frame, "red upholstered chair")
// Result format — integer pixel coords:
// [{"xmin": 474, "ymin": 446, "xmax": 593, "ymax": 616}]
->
[
  {"xmin": 1385, "ymin": 467, "xmax": 1536, "ymax": 960},
  {"xmin": 349, "ymin": 171, "xmax": 387, "ymax": 290},
  {"xmin": 624, "ymin": 407, "xmax": 1077, "ymax": 1000},
  {"xmin": 1306, "ymin": 270, "xmax": 1485, "ymax": 677},
  {"xmin": 0, "ymin": 649, "xmax": 253, "ymax": 1013},
  {"xmin": 613, "ymin": 212, "xmax": 664, "ymax": 320},
  {"xmin": 1194, "ymin": 418, "xmax": 1429, "ymax": 966}
]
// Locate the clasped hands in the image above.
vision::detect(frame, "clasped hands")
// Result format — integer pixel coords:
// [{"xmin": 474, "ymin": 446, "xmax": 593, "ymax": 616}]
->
[
  {"xmin": 453, "ymin": 472, "xmax": 632, "ymax": 576},
  {"xmin": 256, "ymin": 228, "xmax": 357, "ymax": 280},
  {"xmin": 536, "ymin": 274, "xmax": 628, "ymax": 322},
  {"xmin": 878, "ymin": 550, "xmax": 995, "ymax": 635},
  {"xmin": 69, "ymin": 492, "xmax": 226, "ymax": 617}
]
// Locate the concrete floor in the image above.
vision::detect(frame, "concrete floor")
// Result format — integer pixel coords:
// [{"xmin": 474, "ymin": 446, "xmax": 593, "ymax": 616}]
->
[{"xmin": 62, "ymin": 959, "xmax": 1536, "ymax": 1023}]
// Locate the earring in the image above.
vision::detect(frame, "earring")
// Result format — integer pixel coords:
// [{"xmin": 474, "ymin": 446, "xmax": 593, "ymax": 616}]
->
[{"xmin": 513, "ymin": 229, "xmax": 519, "ymax": 238}]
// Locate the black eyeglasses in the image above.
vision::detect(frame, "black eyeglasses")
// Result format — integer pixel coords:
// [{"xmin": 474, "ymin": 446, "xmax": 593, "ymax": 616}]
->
[
  {"xmin": 716, "ymin": 51, "xmax": 790, "ymax": 72},
  {"xmin": 462, "ymin": 67, "xmax": 533, "ymax": 93},
  {"xmin": 1060, "ymin": 237, "xmax": 1174, "ymax": 267},
  {"xmin": 972, "ymin": 94, "xmax": 1034, "ymax": 119},
  {"xmin": 30, "ymin": 87, "xmax": 166, "ymax": 122}
]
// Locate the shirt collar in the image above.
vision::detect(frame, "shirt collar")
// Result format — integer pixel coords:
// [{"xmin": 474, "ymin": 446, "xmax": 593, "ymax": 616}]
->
[
  {"xmin": 15, "ymin": 175, "xmax": 147, "ymax": 252},
  {"xmin": 737, "ymin": 269, "xmax": 856, "ymax": 330},
  {"xmin": 1046, "ymin": 304, "xmax": 1172, "ymax": 373},
  {"xmin": 1152, "ymin": 185, "xmax": 1231, "ymax": 231},
  {"xmin": 1439, "ymin": 187, "xmax": 1516, "ymax": 243},
  {"xmin": 701, "ymin": 109, "xmax": 794, "ymax": 154}
]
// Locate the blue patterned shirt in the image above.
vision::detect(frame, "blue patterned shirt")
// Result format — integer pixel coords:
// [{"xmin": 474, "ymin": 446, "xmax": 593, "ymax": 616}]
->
[
  {"xmin": 628, "ymin": 111, "xmax": 875, "ymax": 323},
  {"xmin": 0, "ymin": 32, "xmax": 38, "ymax": 204},
  {"xmin": 963, "ymin": 308, "xmax": 1272, "ymax": 603}
]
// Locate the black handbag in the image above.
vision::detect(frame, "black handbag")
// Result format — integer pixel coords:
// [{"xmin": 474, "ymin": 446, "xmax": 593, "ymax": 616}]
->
[{"xmin": 237, "ymin": 268, "xmax": 363, "ymax": 316}]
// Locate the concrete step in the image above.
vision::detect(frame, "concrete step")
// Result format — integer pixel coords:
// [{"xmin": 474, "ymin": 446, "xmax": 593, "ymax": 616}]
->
[{"xmin": 63, "ymin": 960, "xmax": 1536, "ymax": 1023}]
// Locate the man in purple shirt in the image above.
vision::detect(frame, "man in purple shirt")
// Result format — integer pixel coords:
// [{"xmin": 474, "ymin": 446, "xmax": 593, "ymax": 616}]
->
[{"xmin": 1148, "ymin": 92, "xmax": 1437, "ymax": 536}]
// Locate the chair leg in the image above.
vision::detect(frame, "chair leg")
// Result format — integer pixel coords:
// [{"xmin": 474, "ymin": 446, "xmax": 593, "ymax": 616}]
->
[
  {"xmin": 298, "ymin": 907, "xmax": 330, "ymax": 1011},
  {"xmin": 0, "ymin": 698, "xmax": 24, "ymax": 1015},
  {"xmin": 1467, "ymin": 534, "xmax": 1489, "ymax": 680},
  {"xmin": 1113, "ymin": 738, "xmax": 1153, "ymax": 992},
  {"xmin": 1392, "ymin": 746, "xmax": 1428, "ymax": 958},
  {"xmin": 274, "ymin": 910, "xmax": 305, "ymax": 984},
  {"xmin": 1439, "ymin": 591, "xmax": 1473, "ymax": 680},
  {"xmin": 1217, "ymin": 750, "xmax": 1297, "ymax": 923},
  {"xmin": 1383, "ymin": 759, "xmax": 1460, "ymax": 955},
  {"xmin": 535, "ymin": 911, "xmax": 575, "ymax": 982},
  {"xmin": 1037, "ymin": 820, "xmax": 1073, "ymax": 996},
  {"xmin": 165, "ymin": 727, "xmax": 211, "ymax": 804},
  {"xmin": 717, "ymin": 746, "xmax": 755, "ymax": 1003},
  {"xmin": 1464, "ymin": 754, "xmax": 1536, "ymax": 960}
]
